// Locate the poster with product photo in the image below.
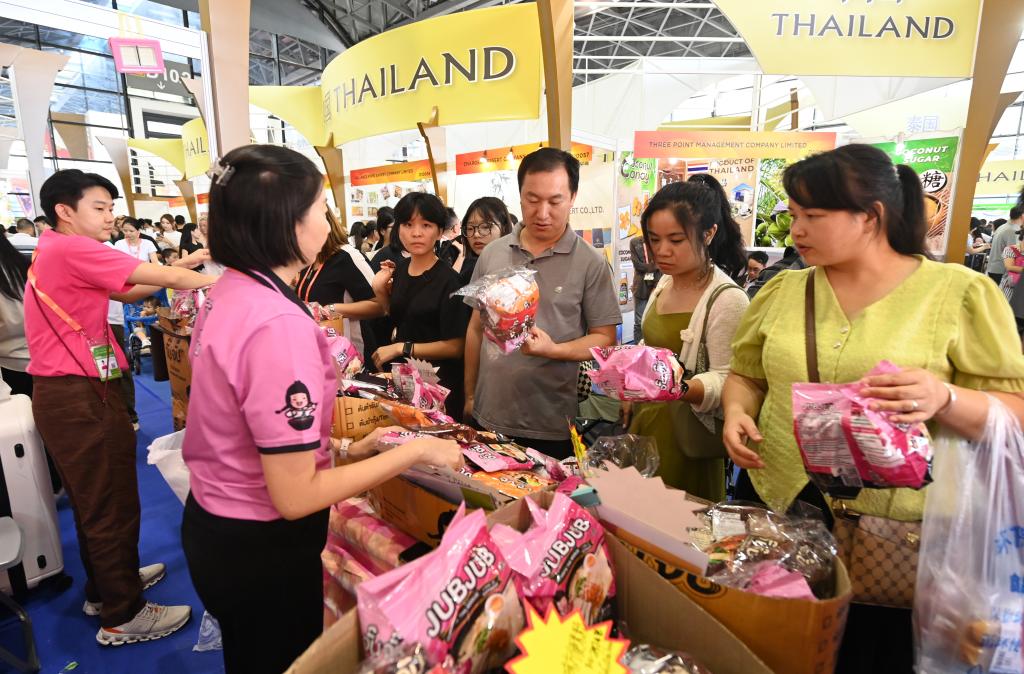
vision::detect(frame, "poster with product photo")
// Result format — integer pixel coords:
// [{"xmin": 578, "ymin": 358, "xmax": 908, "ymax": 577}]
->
[
  {"xmin": 616, "ymin": 152, "xmax": 658, "ymax": 339},
  {"xmin": 655, "ymin": 157, "xmax": 759, "ymax": 245}
]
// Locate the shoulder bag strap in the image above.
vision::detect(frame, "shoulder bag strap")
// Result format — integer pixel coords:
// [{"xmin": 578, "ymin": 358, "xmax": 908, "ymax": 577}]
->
[
  {"xmin": 805, "ymin": 268, "xmax": 820, "ymax": 383},
  {"xmin": 693, "ymin": 283, "xmax": 744, "ymax": 376}
]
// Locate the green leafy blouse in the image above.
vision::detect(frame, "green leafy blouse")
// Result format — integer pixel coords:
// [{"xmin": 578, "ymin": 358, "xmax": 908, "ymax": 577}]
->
[{"xmin": 730, "ymin": 258, "xmax": 1024, "ymax": 521}]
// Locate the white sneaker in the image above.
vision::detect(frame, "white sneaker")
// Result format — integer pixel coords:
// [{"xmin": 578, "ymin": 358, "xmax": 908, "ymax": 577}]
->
[
  {"xmin": 132, "ymin": 422, "xmax": 140, "ymax": 432},
  {"xmin": 96, "ymin": 601, "xmax": 191, "ymax": 646},
  {"xmin": 83, "ymin": 564, "xmax": 166, "ymax": 616}
]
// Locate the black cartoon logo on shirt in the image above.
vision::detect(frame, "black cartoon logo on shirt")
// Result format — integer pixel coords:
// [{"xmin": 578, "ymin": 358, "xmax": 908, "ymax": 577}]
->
[{"xmin": 275, "ymin": 380, "xmax": 318, "ymax": 431}]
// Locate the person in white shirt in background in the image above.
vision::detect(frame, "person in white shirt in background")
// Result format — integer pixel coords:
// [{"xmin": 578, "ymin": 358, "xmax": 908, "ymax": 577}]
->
[
  {"xmin": 115, "ymin": 220, "xmax": 161, "ymax": 264},
  {"xmin": 7, "ymin": 218, "xmax": 38, "ymax": 254}
]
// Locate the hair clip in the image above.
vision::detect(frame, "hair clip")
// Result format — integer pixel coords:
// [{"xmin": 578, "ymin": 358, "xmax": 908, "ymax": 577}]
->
[{"xmin": 207, "ymin": 159, "xmax": 236, "ymax": 187}]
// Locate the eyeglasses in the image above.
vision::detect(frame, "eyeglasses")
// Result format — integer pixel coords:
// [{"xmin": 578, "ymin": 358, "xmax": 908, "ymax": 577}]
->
[{"xmin": 465, "ymin": 222, "xmax": 498, "ymax": 237}]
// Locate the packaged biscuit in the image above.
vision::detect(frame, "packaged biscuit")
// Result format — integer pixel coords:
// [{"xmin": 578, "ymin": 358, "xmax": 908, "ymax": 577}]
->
[
  {"xmin": 454, "ymin": 268, "xmax": 539, "ymax": 354},
  {"xmin": 588, "ymin": 345, "xmax": 686, "ymax": 402}
]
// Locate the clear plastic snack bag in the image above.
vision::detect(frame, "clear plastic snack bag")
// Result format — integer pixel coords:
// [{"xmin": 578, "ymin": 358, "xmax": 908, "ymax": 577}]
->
[
  {"xmin": 582, "ymin": 434, "xmax": 659, "ymax": 478},
  {"xmin": 453, "ymin": 267, "xmax": 539, "ymax": 354},
  {"xmin": 587, "ymin": 346, "xmax": 686, "ymax": 402},
  {"xmin": 915, "ymin": 398, "xmax": 1024, "ymax": 674}
]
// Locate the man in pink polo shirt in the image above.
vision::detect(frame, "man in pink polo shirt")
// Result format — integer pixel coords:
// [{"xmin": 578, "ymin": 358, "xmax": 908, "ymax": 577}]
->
[{"xmin": 26, "ymin": 169, "xmax": 217, "ymax": 646}]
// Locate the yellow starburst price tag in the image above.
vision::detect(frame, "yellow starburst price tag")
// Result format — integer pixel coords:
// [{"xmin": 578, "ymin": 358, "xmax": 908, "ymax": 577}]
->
[{"xmin": 505, "ymin": 606, "xmax": 629, "ymax": 674}]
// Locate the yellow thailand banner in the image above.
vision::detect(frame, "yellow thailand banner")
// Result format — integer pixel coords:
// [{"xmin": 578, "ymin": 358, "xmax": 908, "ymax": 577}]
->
[
  {"xmin": 182, "ymin": 117, "xmax": 209, "ymax": 179},
  {"xmin": 350, "ymin": 160, "xmax": 433, "ymax": 187},
  {"xmin": 634, "ymin": 131, "xmax": 836, "ymax": 161},
  {"xmin": 321, "ymin": 4, "xmax": 541, "ymax": 146},
  {"xmin": 712, "ymin": 0, "xmax": 981, "ymax": 77},
  {"xmin": 455, "ymin": 142, "xmax": 594, "ymax": 175},
  {"xmin": 126, "ymin": 137, "xmax": 186, "ymax": 176},
  {"xmin": 976, "ymin": 160, "xmax": 1024, "ymax": 197}
]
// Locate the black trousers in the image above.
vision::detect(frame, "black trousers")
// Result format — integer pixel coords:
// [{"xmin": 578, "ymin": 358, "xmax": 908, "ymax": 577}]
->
[
  {"xmin": 989, "ymin": 272, "xmax": 1004, "ymax": 286},
  {"xmin": 510, "ymin": 435, "xmax": 575, "ymax": 460},
  {"xmin": 182, "ymin": 495, "xmax": 329, "ymax": 674},
  {"xmin": 734, "ymin": 470, "xmax": 914, "ymax": 674}
]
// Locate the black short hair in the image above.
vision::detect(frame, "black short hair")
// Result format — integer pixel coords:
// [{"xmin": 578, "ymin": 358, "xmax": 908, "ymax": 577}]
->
[
  {"xmin": 159, "ymin": 248, "xmax": 179, "ymax": 262},
  {"xmin": 174, "ymin": 215, "xmax": 185, "ymax": 226},
  {"xmin": 394, "ymin": 192, "xmax": 446, "ymax": 232},
  {"xmin": 375, "ymin": 207, "xmax": 395, "ymax": 237},
  {"xmin": 462, "ymin": 197, "xmax": 514, "ymax": 238},
  {"xmin": 517, "ymin": 147, "xmax": 580, "ymax": 195},
  {"xmin": 33, "ymin": 215, "xmax": 50, "ymax": 225},
  {"xmin": 1011, "ymin": 206, "xmax": 1023, "ymax": 221},
  {"xmin": 208, "ymin": 144, "xmax": 324, "ymax": 273},
  {"xmin": 748, "ymin": 251, "xmax": 769, "ymax": 265},
  {"xmin": 39, "ymin": 169, "xmax": 119, "ymax": 226}
]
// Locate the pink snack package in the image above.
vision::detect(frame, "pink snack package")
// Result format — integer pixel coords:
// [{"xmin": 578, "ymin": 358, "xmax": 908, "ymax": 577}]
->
[
  {"xmin": 460, "ymin": 442, "xmax": 535, "ymax": 473},
  {"xmin": 747, "ymin": 562, "xmax": 816, "ymax": 601},
  {"xmin": 321, "ymin": 329, "xmax": 363, "ymax": 379},
  {"xmin": 792, "ymin": 361, "xmax": 933, "ymax": 495},
  {"xmin": 356, "ymin": 507, "xmax": 525, "ymax": 674},
  {"xmin": 587, "ymin": 345, "xmax": 685, "ymax": 402},
  {"xmin": 392, "ymin": 363, "xmax": 450, "ymax": 412},
  {"xmin": 377, "ymin": 431, "xmax": 429, "ymax": 452},
  {"xmin": 492, "ymin": 493, "xmax": 616, "ymax": 626}
]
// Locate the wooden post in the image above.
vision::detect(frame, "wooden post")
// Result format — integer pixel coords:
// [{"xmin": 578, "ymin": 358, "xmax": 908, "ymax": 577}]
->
[
  {"xmin": 174, "ymin": 179, "xmax": 199, "ymax": 223},
  {"xmin": 537, "ymin": 0, "xmax": 573, "ymax": 151},
  {"xmin": 945, "ymin": 0, "xmax": 1024, "ymax": 263},
  {"xmin": 315, "ymin": 133, "xmax": 347, "ymax": 229},
  {"xmin": 417, "ymin": 107, "xmax": 448, "ymax": 204},
  {"xmin": 198, "ymin": 0, "xmax": 252, "ymax": 157},
  {"xmin": 98, "ymin": 136, "xmax": 137, "ymax": 217}
]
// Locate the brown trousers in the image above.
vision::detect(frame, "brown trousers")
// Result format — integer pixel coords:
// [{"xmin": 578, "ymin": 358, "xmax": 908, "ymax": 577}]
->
[{"xmin": 32, "ymin": 375, "xmax": 145, "ymax": 627}]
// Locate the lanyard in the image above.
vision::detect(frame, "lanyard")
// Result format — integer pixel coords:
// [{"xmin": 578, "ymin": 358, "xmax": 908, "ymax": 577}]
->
[
  {"xmin": 27, "ymin": 260, "xmax": 86, "ymax": 335},
  {"xmin": 297, "ymin": 263, "xmax": 325, "ymax": 303}
]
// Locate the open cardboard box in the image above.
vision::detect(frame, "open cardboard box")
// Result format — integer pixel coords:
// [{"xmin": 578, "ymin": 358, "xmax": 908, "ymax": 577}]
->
[
  {"xmin": 161, "ymin": 330, "xmax": 192, "ymax": 431},
  {"xmin": 287, "ymin": 492, "xmax": 773, "ymax": 674},
  {"xmin": 331, "ymin": 395, "xmax": 391, "ymax": 440}
]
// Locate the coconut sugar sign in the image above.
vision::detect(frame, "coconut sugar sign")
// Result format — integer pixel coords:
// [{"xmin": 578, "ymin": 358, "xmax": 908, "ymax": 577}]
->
[{"xmin": 712, "ymin": 0, "xmax": 981, "ymax": 77}]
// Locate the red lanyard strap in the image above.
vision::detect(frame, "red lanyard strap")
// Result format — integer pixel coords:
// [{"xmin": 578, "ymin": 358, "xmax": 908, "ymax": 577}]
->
[
  {"xmin": 27, "ymin": 258, "xmax": 85, "ymax": 334},
  {"xmin": 297, "ymin": 263, "xmax": 325, "ymax": 304}
]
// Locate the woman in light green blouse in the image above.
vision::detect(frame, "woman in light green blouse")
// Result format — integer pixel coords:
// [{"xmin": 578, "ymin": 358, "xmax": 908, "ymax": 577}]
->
[{"xmin": 722, "ymin": 144, "xmax": 1024, "ymax": 673}]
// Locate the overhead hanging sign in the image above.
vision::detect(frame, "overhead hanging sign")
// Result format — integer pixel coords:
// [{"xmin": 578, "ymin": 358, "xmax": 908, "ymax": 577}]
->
[
  {"xmin": 976, "ymin": 160, "xmax": 1024, "ymax": 197},
  {"xmin": 350, "ymin": 160, "xmax": 433, "ymax": 187},
  {"xmin": 712, "ymin": 0, "xmax": 982, "ymax": 77},
  {"xmin": 182, "ymin": 117, "xmax": 209, "ymax": 179},
  {"xmin": 634, "ymin": 130, "xmax": 836, "ymax": 161},
  {"xmin": 321, "ymin": 4, "xmax": 542, "ymax": 146},
  {"xmin": 455, "ymin": 142, "xmax": 595, "ymax": 175}
]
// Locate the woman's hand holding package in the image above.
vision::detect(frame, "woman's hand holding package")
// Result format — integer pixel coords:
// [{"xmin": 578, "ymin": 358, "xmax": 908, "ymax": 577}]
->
[
  {"xmin": 407, "ymin": 437, "xmax": 464, "ymax": 471},
  {"xmin": 371, "ymin": 342, "xmax": 403, "ymax": 371},
  {"xmin": 859, "ymin": 367, "xmax": 950, "ymax": 425},
  {"xmin": 372, "ymin": 260, "xmax": 396, "ymax": 297},
  {"xmin": 723, "ymin": 412, "xmax": 766, "ymax": 469}
]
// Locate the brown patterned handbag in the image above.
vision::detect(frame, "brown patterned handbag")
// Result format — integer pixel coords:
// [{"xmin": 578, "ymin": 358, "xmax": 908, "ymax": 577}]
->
[{"xmin": 804, "ymin": 269, "xmax": 921, "ymax": 608}]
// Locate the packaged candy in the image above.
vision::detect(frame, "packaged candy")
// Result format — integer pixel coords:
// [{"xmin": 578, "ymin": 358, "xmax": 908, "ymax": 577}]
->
[
  {"xmin": 582, "ymin": 434, "xmax": 659, "ymax": 478},
  {"xmin": 453, "ymin": 267, "xmax": 539, "ymax": 354},
  {"xmin": 355, "ymin": 642, "xmax": 455, "ymax": 674},
  {"xmin": 587, "ymin": 346, "xmax": 686, "ymax": 402},
  {"xmin": 792, "ymin": 361, "xmax": 933, "ymax": 495},
  {"xmin": 356, "ymin": 508, "xmax": 526, "ymax": 674},
  {"xmin": 461, "ymin": 441, "xmax": 535, "ymax": 473},
  {"xmin": 470, "ymin": 470, "xmax": 557, "ymax": 500},
  {"xmin": 171, "ymin": 288, "xmax": 204, "ymax": 321},
  {"xmin": 377, "ymin": 431, "xmax": 429, "ymax": 451},
  {"xmin": 322, "ymin": 330, "xmax": 363, "ymax": 379},
  {"xmin": 491, "ymin": 493, "xmax": 616, "ymax": 625},
  {"xmin": 392, "ymin": 362, "xmax": 450, "ymax": 412},
  {"xmin": 622, "ymin": 644, "xmax": 713, "ymax": 674}
]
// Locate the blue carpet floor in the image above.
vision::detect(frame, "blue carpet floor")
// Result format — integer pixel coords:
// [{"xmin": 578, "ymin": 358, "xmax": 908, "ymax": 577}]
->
[{"xmin": 0, "ymin": 358, "xmax": 226, "ymax": 674}]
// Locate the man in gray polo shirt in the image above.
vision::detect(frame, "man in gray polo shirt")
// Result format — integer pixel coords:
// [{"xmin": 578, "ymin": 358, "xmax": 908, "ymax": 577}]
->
[
  {"xmin": 988, "ymin": 206, "xmax": 1023, "ymax": 286},
  {"xmin": 464, "ymin": 148, "xmax": 621, "ymax": 458}
]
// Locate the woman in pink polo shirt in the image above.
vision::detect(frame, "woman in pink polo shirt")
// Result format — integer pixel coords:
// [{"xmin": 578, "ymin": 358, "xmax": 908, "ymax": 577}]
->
[
  {"xmin": 180, "ymin": 145, "xmax": 463, "ymax": 674},
  {"xmin": 27, "ymin": 169, "xmax": 217, "ymax": 646}
]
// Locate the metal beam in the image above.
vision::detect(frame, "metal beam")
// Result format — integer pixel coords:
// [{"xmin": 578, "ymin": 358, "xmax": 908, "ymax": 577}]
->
[{"xmin": 575, "ymin": 35, "xmax": 743, "ymax": 42}]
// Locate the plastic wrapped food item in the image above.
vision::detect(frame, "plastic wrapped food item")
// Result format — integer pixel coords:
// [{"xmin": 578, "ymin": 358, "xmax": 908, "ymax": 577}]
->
[
  {"xmin": 355, "ymin": 642, "xmax": 455, "ymax": 674},
  {"xmin": 461, "ymin": 441, "xmax": 535, "ymax": 473},
  {"xmin": 793, "ymin": 361, "xmax": 933, "ymax": 496},
  {"xmin": 392, "ymin": 362, "xmax": 450, "ymax": 412},
  {"xmin": 453, "ymin": 267, "xmax": 539, "ymax": 354},
  {"xmin": 623, "ymin": 644, "xmax": 713, "ymax": 674},
  {"xmin": 692, "ymin": 502, "xmax": 838, "ymax": 600},
  {"xmin": 357, "ymin": 508, "xmax": 526, "ymax": 674},
  {"xmin": 582, "ymin": 434, "xmax": 659, "ymax": 478},
  {"xmin": 377, "ymin": 400, "xmax": 455, "ymax": 429},
  {"xmin": 470, "ymin": 469, "xmax": 557, "ymax": 500},
  {"xmin": 587, "ymin": 346, "xmax": 686, "ymax": 402},
  {"xmin": 171, "ymin": 288, "xmax": 204, "ymax": 321},
  {"xmin": 491, "ymin": 493, "xmax": 616, "ymax": 625},
  {"xmin": 322, "ymin": 330, "xmax": 363, "ymax": 379}
]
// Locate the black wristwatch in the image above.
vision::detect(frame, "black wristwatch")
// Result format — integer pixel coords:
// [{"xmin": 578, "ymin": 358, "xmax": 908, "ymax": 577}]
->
[{"xmin": 402, "ymin": 341, "xmax": 414, "ymax": 358}]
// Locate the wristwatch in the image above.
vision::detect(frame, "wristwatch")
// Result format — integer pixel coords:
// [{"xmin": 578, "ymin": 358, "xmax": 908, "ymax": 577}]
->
[{"xmin": 402, "ymin": 341, "xmax": 414, "ymax": 358}]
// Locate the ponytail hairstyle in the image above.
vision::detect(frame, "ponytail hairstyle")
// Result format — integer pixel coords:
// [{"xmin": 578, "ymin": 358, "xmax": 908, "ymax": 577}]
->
[
  {"xmin": 685, "ymin": 173, "xmax": 748, "ymax": 279},
  {"xmin": 640, "ymin": 176, "xmax": 748, "ymax": 281},
  {"xmin": 783, "ymin": 144, "xmax": 928, "ymax": 257}
]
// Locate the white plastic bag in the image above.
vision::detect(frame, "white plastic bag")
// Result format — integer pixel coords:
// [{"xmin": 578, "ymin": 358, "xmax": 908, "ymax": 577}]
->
[
  {"xmin": 915, "ymin": 399, "xmax": 1024, "ymax": 673},
  {"xmin": 146, "ymin": 430, "xmax": 190, "ymax": 505}
]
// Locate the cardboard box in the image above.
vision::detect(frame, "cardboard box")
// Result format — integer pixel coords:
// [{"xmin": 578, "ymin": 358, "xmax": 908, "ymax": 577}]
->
[
  {"xmin": 331, "ymin": 396, "xmax": 390, "ymax": 440},
  {"xmin": 615, "ymin": 527, "xmax": 851, "ymax": 674},
  {"xmin": 156, "ymin": 307, "xmax": 192, "ymax": 336},
  {"xmin": 365, "ymin": 476, "xmax": 475, "ymax": 547},
  {"xmin": 287, "ymin": 493, "xmax": 773, "ymax": 674},
  {"xmin": 162, "ymin": 331, "xmax": 192, "ymax": 431}
]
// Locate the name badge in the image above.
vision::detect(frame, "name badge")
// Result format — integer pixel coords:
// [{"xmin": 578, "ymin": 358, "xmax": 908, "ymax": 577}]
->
[{"xmin": 90, "ymin": 344, "xmax": 123, "ymax": 381}]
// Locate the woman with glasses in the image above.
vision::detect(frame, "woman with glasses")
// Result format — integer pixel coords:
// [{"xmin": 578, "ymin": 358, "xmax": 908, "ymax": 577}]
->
[{"xmin": 459, "ymin": 197, "xmax": 515, "ymax": 285}]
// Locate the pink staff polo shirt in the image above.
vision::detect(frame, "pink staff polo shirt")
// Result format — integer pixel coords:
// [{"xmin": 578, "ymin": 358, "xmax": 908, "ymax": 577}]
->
[
  {"xmin": 182, "ymin": 269, "xmax": 335, "ymax": 521},
  {"xmin": 25, "ymin": 230, "xmax": 141, "ymax": 377}
]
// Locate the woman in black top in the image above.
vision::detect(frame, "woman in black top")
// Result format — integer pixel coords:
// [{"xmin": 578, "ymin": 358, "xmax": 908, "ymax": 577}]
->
[
  {"xmin": 458, "ymin": 197, "xmax": 514, "ymax": 286},
  {"xmin": 372, "ymin": 193, "xmax": 470, "ymax": 420},
  {"xmin": 295, "ymin": 211, "xmax": 384, "ymax": 361}
]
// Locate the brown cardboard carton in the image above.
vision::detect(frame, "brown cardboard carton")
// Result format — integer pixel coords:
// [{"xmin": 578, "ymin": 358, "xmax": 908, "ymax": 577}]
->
[
  {"xmin": 162, "ymin": 331, "xmax": 192, "ymax": 430},
  {"xmin": 331, "ymin": 396, "xmax": 390, "ymax": 440},
  {"xmin": 365, "ymin": 476, "xmax": 462, "ymax": 547},
  {"xmin": 287, "ymin": 493, "xmax": 773, "ymax": 674},
  {"xmin": 615, "ymin": 526, "xmax": 851, "ymax": 674},
  {"xmin": 156, "ymin": 307, "xmax": 192, "ymax": 336}
]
